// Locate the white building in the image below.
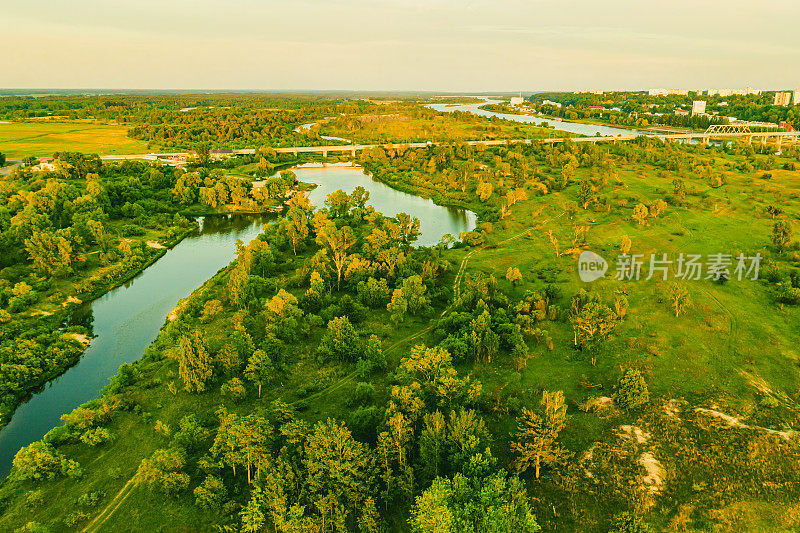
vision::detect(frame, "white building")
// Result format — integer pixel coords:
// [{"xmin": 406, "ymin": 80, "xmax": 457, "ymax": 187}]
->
[
  {"xmin": 541, "ymin": 99, "xmax": 562, "ymax": 108},
  {"xmin": 794, "ymin": 89, "xmax": 800, "ymax": 105},
  {"xmin": 707, "ymin": 87, "xmax": 761, "ymax": 97},
  {"xmin": 648, "ymin": 89, "xmax": 689, "ymax": 96},
  {"xmin": 691, "ymin": 100, "xmax": 706, "ymax": 116},
  {"xmin": 775, "ymin": 92, "xmax": 792, "ymax": 106},
  {"xmin": 510, "ymin": 96, "xmax": 524, "ymax": 106}
]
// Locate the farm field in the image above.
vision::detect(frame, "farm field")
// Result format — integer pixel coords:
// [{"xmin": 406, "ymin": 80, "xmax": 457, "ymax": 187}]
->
[{"xmin": 0, "ymin": 121, "xmax": 148, "ymax": 159}]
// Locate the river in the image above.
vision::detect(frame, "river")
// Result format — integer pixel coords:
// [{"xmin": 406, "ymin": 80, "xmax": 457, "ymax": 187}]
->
[
  {"xmin": 428, "ymin": 99, "xmax": 644, "ymax": 137},
  {"xmin": 301, "ymin": 163, "xmax": 476, "ymax": 247},
  {"xmin": 0, "ymin": 165, "xmax": 476, "ymax": 476}
]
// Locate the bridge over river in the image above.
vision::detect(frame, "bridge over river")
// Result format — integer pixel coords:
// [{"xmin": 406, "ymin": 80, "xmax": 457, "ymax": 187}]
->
[{"xmin": 100, "ymin": 130, "xmax": 800, "ymax": 163}]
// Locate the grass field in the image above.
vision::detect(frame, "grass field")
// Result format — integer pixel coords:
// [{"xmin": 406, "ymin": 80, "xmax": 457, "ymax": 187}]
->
[{"xmin": 0, "ymin": 121, "xmax": 148, "ymax": 159}]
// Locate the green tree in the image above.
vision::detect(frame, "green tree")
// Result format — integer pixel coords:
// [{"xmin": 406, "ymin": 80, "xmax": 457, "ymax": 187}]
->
[
  {"xmin": 318, "ymin": 316, "xmax": 360, "ymax": 362},
  {"xmin": 506, "ymin": 267, "xmax": 523, "ymax": 287},
  {"xmin": 668, "ymin": 283, "xmax": 691, "ymax": 317},
  {"xmin": 193, "ymin": 474, "xmax": 227, "ymax": 512},
  {"xmin": 772, "ymin": 220, "xmax": 793, "ymax": 253},
  {"xmin": 577, "ymin": 179, "xmax": 594, "ymax": 209},
  {"xmin": 303, "ymin": 419, "xmax": 374, "ymax": 529},
  {"xmin": 134, "ymin": 448, "xmax": 190, "ymax": 495},
  {"xmin": 316, "ymin": 222, "xmax": 356, "ymax": 290},
  {"xmin": 283, "ymin": 205, "xmax": 309, "ymax": 255},
  {"xmin": 614, "ymin": 369, "xmax": 650, "ymax": 410},
  {"xmin": 11, "ymin": 442, "xmax": 80, "ymax": 481},
  {"xmin": 511, "ymin": 390, "xmax": 568, "ymax": 479},
  {"xmin": 240, "ymin": 486, "xmax": 265, "ymax": 533},
  {"xmin": 244, "ymin": 349, "xmax": 274, "ymax": 398},
  {"xmin": 174, "ymin": 331, "xmax": 213, "ymax": 392},
  {"xmin": 410, "ymin": 477, "xmax": 453, "ymax": 533}
]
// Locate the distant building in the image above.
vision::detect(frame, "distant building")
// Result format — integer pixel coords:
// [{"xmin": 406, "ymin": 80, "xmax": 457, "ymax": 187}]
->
[
  {"xmin": 794, "ymin": 89, "xmax": 800, "ymax": 105},
  {"xmin": 691, "ymin": 100, "xmax": 706, "ymax": 116},
  {"xmin": 648, "ymin": 89, "xmax": 689, "ymax": 96},
  {"xmin": 707, "ymin": 87, "xmax": 761, "ymax": 97},
  {"xmin": 774, "ymin": 92, "xmax": 792, "ymax": 106},
  {"xmin": 674, "ymin": 109, "xmax": 690, "ymax": 116},
  {"xmin": 510, "ymin": 96, "xmax": 524, "ymax": 106},
  {"xmin": 541, "ymin": 99, "xmax": 562, "ymax": 108},
  {"xmin": 588, "ymin": 106, "xmax": 606, "ymax": 111}
]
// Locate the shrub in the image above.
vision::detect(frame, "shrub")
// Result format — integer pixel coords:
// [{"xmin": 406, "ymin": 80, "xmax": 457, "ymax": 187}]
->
[
  {"xmin": 613, "ymin": 369, "xmax": 650, "ymax": 410},
  {"xmin": 346, "ymin": 382, "xmax": 375, "ymax": 408},
  {"xmin": 609, "ymin": 512, "xmax": 653, "ymax": 533}
]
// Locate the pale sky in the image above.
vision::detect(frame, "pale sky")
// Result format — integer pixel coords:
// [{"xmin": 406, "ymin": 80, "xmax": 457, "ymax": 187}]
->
[{"xmin": 3, "ymin": 0, "xmax": 799, "ymax": 92}]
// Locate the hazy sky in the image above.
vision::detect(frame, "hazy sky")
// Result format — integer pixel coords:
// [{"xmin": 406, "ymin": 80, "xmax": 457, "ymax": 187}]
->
[{"xmin": 3, "ymin": 0, "xmax": 799, "ymax": 91}]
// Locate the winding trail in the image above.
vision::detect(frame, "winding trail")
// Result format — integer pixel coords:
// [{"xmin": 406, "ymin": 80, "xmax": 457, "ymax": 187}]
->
[{"xmin": 453, "ymin": 210, "xmax": 565, "ymax": 302}]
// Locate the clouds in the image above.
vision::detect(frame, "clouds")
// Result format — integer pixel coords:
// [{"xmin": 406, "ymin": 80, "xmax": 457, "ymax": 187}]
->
[{"xmin": 2, "ymin": 0, "xmax": 798, "ymax": 90}]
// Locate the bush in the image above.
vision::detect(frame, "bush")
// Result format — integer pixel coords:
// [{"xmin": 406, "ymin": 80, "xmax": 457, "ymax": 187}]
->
[
  {"xmin": 609, "ymin": 512, "xmax": 653, "ymax": 533},
  {"xmin": 348, "ymin": 406, "xmax": 382, "ymax": 444},
  {"xmin": 613, "ymin": 369, "xmax": 650, "ymax": 410},
  {"xmin": 346, "ymin": 382, "xmax": 375, "ymax": 408},
  {"xmin": 777, "ymin": 285, "xmax": 800, "ymax": 304},
  {"xmin": 120, "ymin": 224, "xmax": 146, "ymax": 237}
]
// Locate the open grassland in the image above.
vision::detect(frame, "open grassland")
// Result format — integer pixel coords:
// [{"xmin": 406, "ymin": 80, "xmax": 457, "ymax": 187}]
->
[{"xmin": 0, "ymin": 121, "xmax": 148, "ymax": 159}]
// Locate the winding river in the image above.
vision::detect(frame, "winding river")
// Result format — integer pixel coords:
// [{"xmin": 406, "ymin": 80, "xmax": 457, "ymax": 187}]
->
[
  {"xmin": 428, "ymin": 99, "xmax": 644, "ymax": 137},
  {"xmin": 0, "ymin": 165, "xmax": 476, "ymax": 476}
]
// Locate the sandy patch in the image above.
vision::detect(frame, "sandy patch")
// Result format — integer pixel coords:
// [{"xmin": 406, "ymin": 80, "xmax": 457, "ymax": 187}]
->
[
  {"xmin": 70, "ymin": 333, "xmax": 91, "ymax": 345},
  {"xmin": 639, "ymin": 452, "xmax": 665, "ymax": 494},
  {"xmin": 146, "ymin": 240, "xmax": 165, "ymax": 249},
  {"xmin": 664, "ymin": 399, "xmax": 686, "ymax": 420},
  {"xmin": 582, "ymin": 443, "xmax": 598, "ymax": 480},
  {"xmin": 694, "ymin": 407, "xmax": 795, "ymax": 440},
  {"xmin": 619, "ymin": 425, "xmax": 652, "ymax": 444},
  {"xmin": 62, "ymin": 296, "xmax": 82, "ymax": 307},
  {"xmin": 32, "ymin": 310, "xmax": 54, "ymax": 317}
]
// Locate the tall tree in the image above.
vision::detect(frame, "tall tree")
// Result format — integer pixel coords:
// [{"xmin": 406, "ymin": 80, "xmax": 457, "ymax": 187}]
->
[
  {"xmin": 175, "ymin": 331, "xmax": 213, "ymax": 392},
  {"xmin": 316, "ymin": 222, "xmax": 356, "ymax": 290},
  {"xmin": 511, "ymin": 390, "xmax": 568, "ymax": 479}
]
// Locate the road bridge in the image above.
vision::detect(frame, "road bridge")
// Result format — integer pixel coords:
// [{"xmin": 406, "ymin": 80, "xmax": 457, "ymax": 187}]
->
[{"xmin": 99, "ymin": 130, "xmax": 800, "ymax": 163}]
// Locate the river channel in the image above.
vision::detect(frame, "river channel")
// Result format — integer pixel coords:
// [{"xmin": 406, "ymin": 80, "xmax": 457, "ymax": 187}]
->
[{"xmin": 0, "ymin": 164, "xmax": 476, "ymax": 475}]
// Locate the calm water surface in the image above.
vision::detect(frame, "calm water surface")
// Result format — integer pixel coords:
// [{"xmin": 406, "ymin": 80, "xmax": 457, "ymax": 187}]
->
[
  {"xmin": 428, "ymin": 99, "xmax": 644, "ymax": 137},
  {"xmin": 296, "ymin": 163, "xmax": 477, "ymax": 247}
]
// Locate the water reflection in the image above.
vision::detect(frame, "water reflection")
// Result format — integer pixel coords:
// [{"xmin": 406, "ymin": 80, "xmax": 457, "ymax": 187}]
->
[
  {"xmin": 428, "ymin": 99, "xmax": 643, "ymax": 137},
  {"xmin": 0, "ymin": 214, "xmax": 268, "ymax": 476},
  {"xmin": 293, "ymin": 163, "xmax": 478, "ymax": 247}
]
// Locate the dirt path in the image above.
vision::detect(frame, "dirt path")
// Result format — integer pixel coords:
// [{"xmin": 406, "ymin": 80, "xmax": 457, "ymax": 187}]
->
[
  {"xmin": 453, "ymin": 210, "xmax": 565, "ymax": 302},
  {"xmin": 81, "ymin": 477, "xmax": 135, "ymax": 533}
]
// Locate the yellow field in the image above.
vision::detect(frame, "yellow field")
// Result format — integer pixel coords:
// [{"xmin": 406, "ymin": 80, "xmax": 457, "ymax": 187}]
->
[{"xmin": 0, "ymin": 121, "xmax": 148, "ymax": 159}]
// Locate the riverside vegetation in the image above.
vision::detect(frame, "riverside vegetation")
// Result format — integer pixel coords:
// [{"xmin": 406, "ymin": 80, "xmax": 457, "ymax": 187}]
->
[{"xmin": 0, "ymin": 96, "xmax": 800, "ymax": 532}]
